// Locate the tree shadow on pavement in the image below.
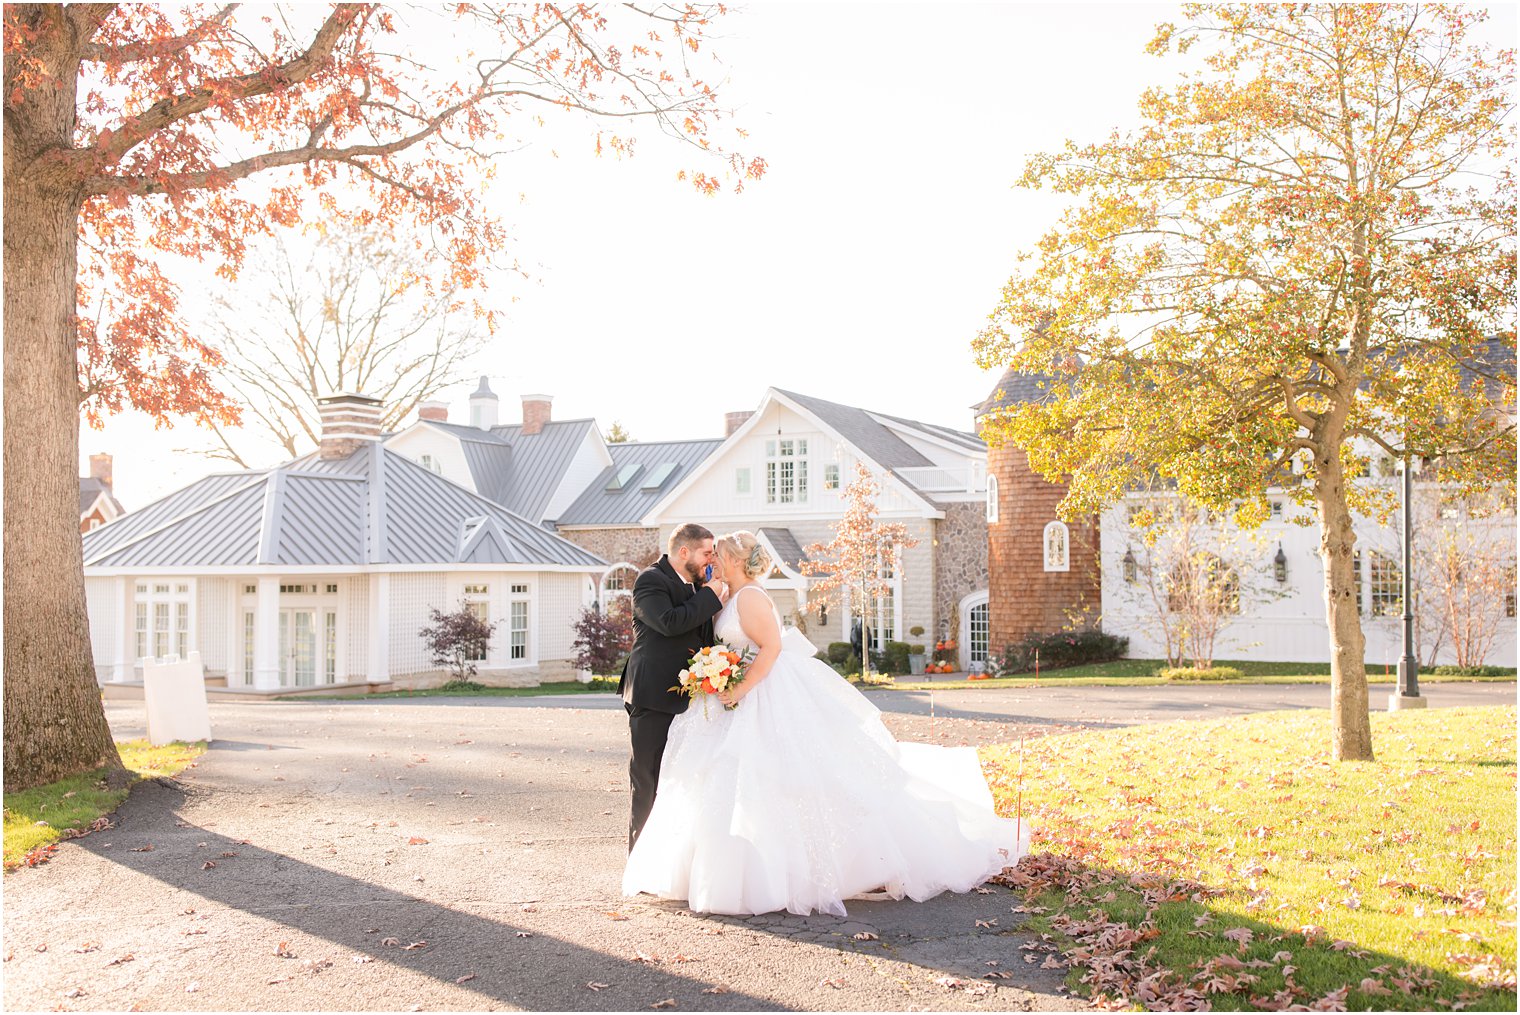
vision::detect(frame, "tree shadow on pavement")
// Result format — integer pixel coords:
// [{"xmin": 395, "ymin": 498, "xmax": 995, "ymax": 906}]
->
[{"xmin": 76, "ymin": 779, "xmax": 782, "ymax": 1012}]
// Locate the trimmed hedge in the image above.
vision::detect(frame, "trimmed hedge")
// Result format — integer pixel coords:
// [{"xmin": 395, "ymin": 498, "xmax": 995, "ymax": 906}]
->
[
  {"xmin": 996, "ymin": 629, "xmax": 1129, "ymax": 675},
  {"xmin": 826, "ymin": 642, "xmax": 855, "ymax": 665},
  {"xmin": 1159, "ymin": 666, "xmax": 1245, "ymax": 682},
  {"xmin": 1426, "ymin": 665, "xmax": 1515, "ymax": 677},
  {"xmin": 880, "ymin": 641, "xmax": 912, "ymax": 675}
]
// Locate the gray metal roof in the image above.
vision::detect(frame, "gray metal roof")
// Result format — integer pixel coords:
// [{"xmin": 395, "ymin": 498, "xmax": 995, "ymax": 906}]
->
[
  {"xmin": 82, "ymin": 443, "xmax": 605, "ymax": 570},
  {"xmin": 974, "ymin": 366, "xmax": 1060, "ymax": 417},
  {"xmin": 775, "ymin": 389, "xmax": 936, "ymax": 472},
  {"xmin": 555, "ymin": 438, "xmax": 723, "ymax": 527},
  {"xmin": 757, "ymin": 527, "xmax": 810, "ymax": 571},
  {"xmin": 485, "ymin": 419, "xmax": 597, "ymax": 521}
]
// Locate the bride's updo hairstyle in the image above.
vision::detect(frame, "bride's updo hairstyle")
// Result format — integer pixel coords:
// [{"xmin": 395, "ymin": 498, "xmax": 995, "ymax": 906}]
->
[{"xmin": 717, "ymin": 530, "xmax": 771, "ymax": 580}]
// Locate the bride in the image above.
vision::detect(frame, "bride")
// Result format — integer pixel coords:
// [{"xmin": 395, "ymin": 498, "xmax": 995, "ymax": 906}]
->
[{"xmin": 621, "ymin": 530, "xmax": 1029, "ymax": 917}]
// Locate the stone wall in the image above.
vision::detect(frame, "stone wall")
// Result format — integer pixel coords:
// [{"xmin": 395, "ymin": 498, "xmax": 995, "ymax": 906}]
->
[
  {"xmin": 933, "ymin": 501, "xmax": 989, "ymax": 643},
  {"xmin": 987, "ymin": 445, "xmax": 1101, "ymax": 659},
  {"xmin": 556, "ymin": 526, "xmax": 662, "ymax": 569}
]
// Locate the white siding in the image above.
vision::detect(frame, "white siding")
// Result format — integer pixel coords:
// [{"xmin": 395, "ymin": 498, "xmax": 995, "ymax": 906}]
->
[
  {"xmin": 197, "ymin": 578, "xmax": 231, "ymax": 674},
  {"xmin": 543, "ymin": 429, "xmax": 614, "ymax": 523},
  {"xmin": 85, "ymin": 576, "xmax": 118, "ymax": 680},
  {"xmin": 346, "ymin": 574, "xmax": 370, "ymax": 680},
  {"xmin": 537, "ymin": 572, "xmax": 586, "ymax": 662},
  {"xmin": 391, "ymin": 571, "xmax": 448, "ymax": 677},
  {"xmin": 385, "ymin": 425, "xmax": 477, "ymax": 491}
]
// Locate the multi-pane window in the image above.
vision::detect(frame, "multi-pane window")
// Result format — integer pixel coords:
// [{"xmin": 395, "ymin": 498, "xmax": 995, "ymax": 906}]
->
[
  {"xmin": 176, "ymin": 602, "xmax": 190, "ymax": 658},
  {"xmin": 873, "ymin": 550, "xmax": 896, "ymax": 650},
  {"xmin": 602, "ymin": 565, "xmax": 637, "ymax": 606},
  {"xmin": 463, "ymin": 583, "xmax": 490, "ymax": 661},
  {"xmin": 986, "ymin": 475, "xmax": 1000, "ymax": 523},
  {"xmin": 735, "ymin": 468, "xmax": 751, "ymax": 494},
  {"xmin": 243, "ymin": 611, "xmax": 255, "ymax": 685},
  {"xmin": 969, "ymin": 602, "xmax": 990, "ymax": 668},
  {"xmin": 1043, "ymin": 521, "xmax": 1070, "ymax": 572},
  {"xmin": 510, "ymin": 583, "xmax": 530, "ymax": 661},
  {"xmin": 325, "ymin": 610, "xmax": 337, "ymax": 683},
  {"xmin": 1368, "ymin": 551, "xmax": 1402, "ymax": 617},
  {"xmin": 765, "ymin": 438, "xmax": 809, "ymax": 504},
  {"xmin": 135, "ymin": 603, "xmax": 148, "ymax": 661},
  {"xmin": 823, "ymin": 464, "xmax": 840, "ymax": 491},
  {"xmin": 153, "ymin": 602, "xmax": 171, "ymax": 658}
]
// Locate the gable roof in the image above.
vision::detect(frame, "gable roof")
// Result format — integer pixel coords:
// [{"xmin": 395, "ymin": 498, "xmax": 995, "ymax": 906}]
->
[
  {"xmin": 555, "ymin": 438, "xmax": 724, "ymax": 527},
  {"xmin": 82, "ymin": 443, "xmax": 605, "ymax": 570},
  {"xmin": 412, "ymin": 417, "xmax": 598, "ymax": 522},
  {"xmin": 79, "ymin": 477, "xmax": 125, "ymax": 517}
]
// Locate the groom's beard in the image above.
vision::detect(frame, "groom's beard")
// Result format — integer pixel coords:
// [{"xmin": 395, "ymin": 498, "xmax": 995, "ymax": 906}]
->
[{"xmin": 678, "ymin": 558, "xmax": 704, "ymax": 584}]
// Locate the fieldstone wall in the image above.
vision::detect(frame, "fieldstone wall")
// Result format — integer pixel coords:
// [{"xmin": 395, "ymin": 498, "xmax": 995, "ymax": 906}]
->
[
  {"xmin": 556, "ymin": 526, "xmax": 662, "ymax": 569},
  {"xmin": 933, "ymin": 501, "xmax": 989, "ymax": 642}
]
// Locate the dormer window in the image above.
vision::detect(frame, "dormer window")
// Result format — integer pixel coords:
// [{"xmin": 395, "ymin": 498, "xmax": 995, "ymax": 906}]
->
[{"xmin": 420, "ymin": 454, "xmax": 442, "ymax": 475}]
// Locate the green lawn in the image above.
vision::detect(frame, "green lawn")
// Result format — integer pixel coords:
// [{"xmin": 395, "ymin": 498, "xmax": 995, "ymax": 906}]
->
[
  {"xmin": 979, "ymin": 707, "xmax": 1517, "ymax": 1010},
  {"xmin": 886, "ymin": 658, "xmax": 1515, "ymax": 691},
  {"xmin": 286, "ymin": 677, "xmax": 618, "ymax": 701},
  {"xmin": 3, "ymin": 739, "xmax": 206, "ymax": 871}
]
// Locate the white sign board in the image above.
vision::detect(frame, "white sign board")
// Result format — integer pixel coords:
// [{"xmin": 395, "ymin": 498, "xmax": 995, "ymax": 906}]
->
[{"xmin": 142, "ymin": 651, "xmax": 212, "ymax": 746}]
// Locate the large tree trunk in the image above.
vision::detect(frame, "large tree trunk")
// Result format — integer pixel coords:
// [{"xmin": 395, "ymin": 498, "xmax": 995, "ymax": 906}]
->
[
  {"xmin": 4, "ymin": 6, "xmax": 125, "ymax": 790},
  {"xmin": 1314, "ymin": 454, "xmax": 1375, "ymax": 762}
]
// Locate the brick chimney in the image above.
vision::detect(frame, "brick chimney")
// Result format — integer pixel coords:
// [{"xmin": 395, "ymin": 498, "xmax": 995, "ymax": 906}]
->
[
  {"xmin": 317, "ymin": 392, "xmax": 385, "ymax": 459},
  {"xmin": 418, "ymin": 399, "xmax": 448, "ymax": 423},
  {"xmin": 724, "ymin": 411, "xmax": 754, "ymax": 437},
  {"xmin": 522, "ymin": 394, "xmax": 553, "ymax": 436},
  {"xmin": 88, "ymin": 453, "xmax": 114, "ymax": 491}
]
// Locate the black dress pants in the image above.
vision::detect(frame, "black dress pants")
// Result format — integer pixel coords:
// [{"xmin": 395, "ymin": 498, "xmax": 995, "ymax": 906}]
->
[{"xmin": 626, "ymin": 703, "xmax": 677, "ymax": 852}]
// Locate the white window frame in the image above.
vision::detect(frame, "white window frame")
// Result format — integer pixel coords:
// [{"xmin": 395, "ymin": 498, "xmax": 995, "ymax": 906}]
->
[
  {"xmin": 986, "ymin": 474, "xmax": 1000, "ymax": 523},
  {"xmin": 599, "ymin": 564, "xmax": 639, "ymax": 609},
  {"xmin": 507, "ymin": 581, "xmax": 533, "ymax": 665},
  {"xmin": 823, "ymin": 463, "xmax": 840, "ymax": 491},
  {"xmin": 134, "ymin": 579, "xmax": 194, "ymax": 665},
  {"xmin": 764, "ymin": 438, "xmax": 809, "ymax": 505},
  {"xmin": 462, "ymin": 582, "xmax": 491, "ymax": 662},
  {"xmin": 1043, "ymin": 521, "xmax": 1070, "ymax": 572},
  {"xmin": 959, "ymin": 590, "xmax": 991, "ymax": 672},
  {"xmin": 735, "ymin": 467, "xmax": 751, "ymax": 495}
]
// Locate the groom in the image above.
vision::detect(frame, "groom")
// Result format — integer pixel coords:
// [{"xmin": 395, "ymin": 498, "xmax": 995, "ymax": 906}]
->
[{"xmin": 620, "ymin": 523, "xmax": 729, "ymax": 851}]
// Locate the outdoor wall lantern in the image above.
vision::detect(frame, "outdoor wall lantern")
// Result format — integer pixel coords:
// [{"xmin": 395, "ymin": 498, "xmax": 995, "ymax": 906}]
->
[
  {"xmin": 1273, "ymin": 542, "xmax": 1288, "ymax": 584},
  {"xmin": 1122, "ymin": 547, "xmax": 1137, "ymax": 584}
]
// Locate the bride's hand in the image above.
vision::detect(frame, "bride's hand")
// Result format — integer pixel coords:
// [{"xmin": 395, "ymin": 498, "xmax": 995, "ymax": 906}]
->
[{"xmin": 717, "ymin": 687, "xmax": 742, "ymax": 708}]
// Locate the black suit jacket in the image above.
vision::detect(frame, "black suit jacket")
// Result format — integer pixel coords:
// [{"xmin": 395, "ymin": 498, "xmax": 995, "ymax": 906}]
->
[{"xmin": 619, "ymin": 555, "xmax": 724, "ymax": 714}]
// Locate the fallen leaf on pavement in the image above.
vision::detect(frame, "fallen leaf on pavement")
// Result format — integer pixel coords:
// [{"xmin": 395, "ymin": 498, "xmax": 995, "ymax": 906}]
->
[
  {"xmin": 352, "ymin": 955, "xmax": 375, "ymax": 964},
  {"xmin": 701, "ymin": 987, "xmax": 728, "ymax": 995},
  {"xmin": 381, "ymin": 937, "xmax": 400, "ymax": 947},
  {"xmin": 820, "ymin": 978, "xmax": 846, "ymax": 988},
  {"xmin": 107, "ymin": 954, "xmax": 135, "ymax": 966},
  {"xmin": 455, "ymin": 973, "xmax": 475, "ymax": 984},
  {"xmin": 202, "ymin": 861, "xmax": 217, "ymax": 870},
  {"xmin": 975, "ymin": 919, "xmax": 998, "ymax": 929},
  {"xmin": 605, "ymin": 911, "xmax": 630, "ymax": 921},
  {"xmin": 274, "ymin": 941, "xmax": 295, "ymax": 958},
  {"xmin": 651, "ymin": 999, "xmax": 677, "ymax": 1009},
  {"xmin": 74, "ymin": 942, "xmax": 100, "ymax": 953},
  {"xmin": 403, "ymin": 941, "xmax": 428, "ymax": 951},
  {"xmin": 408, "ymin": 837, "xmax": 428, "ymax": 846},
  {"xmin": 852, "ymin": 932, "xmax": 877, "ymax": 941},
  {"xmin": 587, "ymin": 982, "xmax": 611, "ymax": 991},
  {"xmin": 515, "ymin": 931, "xmax": 532, "ymax": 939}
]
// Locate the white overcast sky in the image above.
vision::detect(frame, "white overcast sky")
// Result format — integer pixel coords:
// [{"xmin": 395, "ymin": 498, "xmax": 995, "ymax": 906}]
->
[{"xmin": 82, "ymin": 2, "xmax": 1517, "ymax": 510}]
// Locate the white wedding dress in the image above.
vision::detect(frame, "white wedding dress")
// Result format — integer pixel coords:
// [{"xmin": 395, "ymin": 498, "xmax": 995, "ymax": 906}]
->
[{"xmin": 622, "ymin": 586, "xmax": 1029, "ymax": 917}]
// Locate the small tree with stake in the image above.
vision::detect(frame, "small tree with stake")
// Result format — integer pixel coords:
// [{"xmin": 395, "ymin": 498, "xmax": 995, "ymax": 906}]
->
[
  {"xmin": 803, "ymin": 463, "xmax": 917, "ymax": 682},
  {"xmin": 419, "ymin": 604, "xmax": 498, "ymax": 686}
]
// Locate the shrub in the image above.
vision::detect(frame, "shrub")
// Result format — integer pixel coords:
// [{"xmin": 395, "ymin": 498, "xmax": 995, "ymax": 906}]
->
[
  {"xmin": 571, "ymin": 598, "xmax": 634, "ymax": 676},
  {"xmin": 826, "ymin": 642, "xmax": 855, "ymax": 665},
  {"xmin": 419, "ymin": 604, "xmax": 499, "ymax": 682},
  {"xmin": 437, "ymin": 678, "xmax": 487, "ymax": 692},
  {"xmin": 1427, "ymin": 664, "xmax": 1515, "ymax": 677},
  {"xmin": 908, "ymin": 643, "xmax": 926, "ymax": 655},
  {"xmin": 1159, "ymin": 666, "xmax": 1244, "ymax": 682},
  {"xmin": 996, "ymin": 629, "xmax": 1129, "ymax": 675},
  {"xmin": 881, "ymin": 641, "xmax": 912, "ymax": 675}
]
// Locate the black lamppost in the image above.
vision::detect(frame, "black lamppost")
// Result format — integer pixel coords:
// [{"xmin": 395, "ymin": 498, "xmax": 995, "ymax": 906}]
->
[{"xmin": 1391, "ymin": 453, "xmax": 1426, "ymax": 710}]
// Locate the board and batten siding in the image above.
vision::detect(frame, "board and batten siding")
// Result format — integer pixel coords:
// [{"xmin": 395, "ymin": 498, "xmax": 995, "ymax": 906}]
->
[
  {"xmin": 345, "ymin": 574, "xmax": 370, "ymax": 680},
  {"xmin": 85, "ymin": 576, "xmax": 119, "ymax": 681},
  {"xmin": 390, "ymin": 571, "xmax": 448, "ymax": 678}
]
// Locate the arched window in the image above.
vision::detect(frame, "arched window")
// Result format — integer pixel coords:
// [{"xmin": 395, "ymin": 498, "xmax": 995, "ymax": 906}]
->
[
  {"xmin": 1043, "ymin": 520, "xmax": 1069, "ymax": 572},
  {"xmin": 600, "ymin": 563, "xmax": 639, "ymax": 608},
  {"xmin": 986, "ymin": 474, "xmax": 1000, "ymax": 523}
]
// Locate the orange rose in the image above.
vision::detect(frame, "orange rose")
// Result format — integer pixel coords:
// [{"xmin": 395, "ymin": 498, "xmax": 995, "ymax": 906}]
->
[{"xmin": 701, "ymin": 677, "xmax": 715, "ymax": 693}]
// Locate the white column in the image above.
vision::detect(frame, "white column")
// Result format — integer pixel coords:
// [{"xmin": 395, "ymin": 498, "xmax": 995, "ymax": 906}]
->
[
  {"xmin": 111, "ymin": 576, "xmax": 132, "ymax": 682},
  {"xmin": 252, "ymin": 576, "xmax": 281, "ymax": 690},
  {"xmin": 368, "ymin": 572, "xmax": 390, "ymax": 684}
]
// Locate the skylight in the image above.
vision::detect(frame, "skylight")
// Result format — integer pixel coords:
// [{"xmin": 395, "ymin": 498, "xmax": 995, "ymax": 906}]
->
[
  {"xmin": 640, "ymin": 462, "xmax": 678, "ymax": 490},
  {"xmin": 606, "ymin": 463, "xmax": 644, "ymax": 491}
]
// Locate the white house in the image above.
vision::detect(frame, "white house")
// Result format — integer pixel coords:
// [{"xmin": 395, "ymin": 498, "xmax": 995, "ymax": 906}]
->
[{"xmin": 82, "ymin": 393, "xmax": 606, "ymax": 694}]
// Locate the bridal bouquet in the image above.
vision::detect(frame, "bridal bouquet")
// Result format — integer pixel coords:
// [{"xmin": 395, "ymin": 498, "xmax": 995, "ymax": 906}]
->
[{"xmin": 672, "ymin": 643, "xmax": 748, "ymax": 715}]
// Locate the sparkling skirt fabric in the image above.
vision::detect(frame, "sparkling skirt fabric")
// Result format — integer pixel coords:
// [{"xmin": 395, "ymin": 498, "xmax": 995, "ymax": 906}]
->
[{"xmin": 621, "ymin": 634, "xmax": 1029, "ymax": 917}]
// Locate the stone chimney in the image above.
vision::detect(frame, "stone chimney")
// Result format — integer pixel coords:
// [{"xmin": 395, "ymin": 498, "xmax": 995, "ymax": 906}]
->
[
  {"xmin": 468, "ymin": 376, "xmax": 499, "ymax": 430},
  {"xmin": 724, "ymin": 411, "xmax": 754, "ymax": 437},
  {"xmin": 418, "ymin": 399, "xmax": 448, "ymax": 423},
  {"xmin": 317, "ymin": 392, "xmax": 385, "ymax": 459},
  {"xmin": 522, "ymin": 394, "xmax": 553, "ymax": 436},
  {"xmin": 89, "ymin": 453, "xmax": 114, "ymax": 490}
]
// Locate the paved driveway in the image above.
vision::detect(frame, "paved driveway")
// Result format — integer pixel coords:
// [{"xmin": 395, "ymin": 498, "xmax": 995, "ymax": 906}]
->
[
  {"xmin": 4, "ymin": 699, "xmax": 1082, "ymax": 1013},
  {"xmin": 5, "ymin": 683, "xmax": 1508, "ymax": 1011}
]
